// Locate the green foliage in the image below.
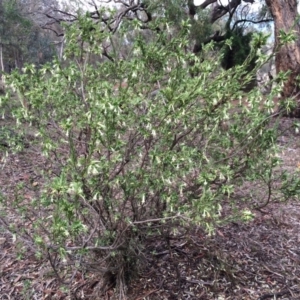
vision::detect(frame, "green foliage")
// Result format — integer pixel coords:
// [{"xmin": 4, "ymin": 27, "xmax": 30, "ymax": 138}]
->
[
  {"xmin": 0, "ymin": 126, "xmax": 26, "ymax": 151},
  {"xmin": 0, "ymin": 12, "xmax": 291, "ymax": 297},
  {"xmin": 190, "ymin": 9, "xmax": 214, "ymax": 45},
  {"xmin": 139, "ymin": 0, "xmax": 214, "ymax": 46},
  {"xmin": 220, "ymin": 26, "xmax": 255, "ymax": 70}
]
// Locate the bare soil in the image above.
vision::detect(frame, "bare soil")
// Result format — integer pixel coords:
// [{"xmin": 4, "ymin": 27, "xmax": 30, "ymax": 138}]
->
[{"xmin": 1, "ymin": 117, "xmax": 300, "ymax": 300}]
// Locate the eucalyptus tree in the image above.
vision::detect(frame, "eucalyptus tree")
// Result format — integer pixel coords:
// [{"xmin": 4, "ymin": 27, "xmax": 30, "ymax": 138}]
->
[
  {"xmin": 265, "ymin": 0, "xmax": 300, "ymax": 115},
  {"xmin": 195, "ymin": 0, "xmax": 300, "ymax": 114}
]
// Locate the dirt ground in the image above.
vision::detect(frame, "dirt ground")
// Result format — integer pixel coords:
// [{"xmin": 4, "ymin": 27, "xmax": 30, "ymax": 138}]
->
[{"xmin": 1, "ymin": 117, "xmax": 300, "ymax": 300}]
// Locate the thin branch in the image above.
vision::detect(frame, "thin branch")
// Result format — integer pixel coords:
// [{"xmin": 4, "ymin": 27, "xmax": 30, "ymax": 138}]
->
[
  {"xmin": 232, "ymin": 18, "xmax": 274, "ymax": 31},
  {"xmin": 131, "ymin": 214, "xmax": 189, "ymax": 224},
  {"xmin": 40, "ymin": 25, "xmax": 64, "ymax": 37}
]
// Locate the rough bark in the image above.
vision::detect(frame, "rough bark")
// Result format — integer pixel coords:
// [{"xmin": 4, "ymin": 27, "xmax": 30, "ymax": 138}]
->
[{"xmin": 265, "ymin": 0, "xmax": 300, "ymax": 115}]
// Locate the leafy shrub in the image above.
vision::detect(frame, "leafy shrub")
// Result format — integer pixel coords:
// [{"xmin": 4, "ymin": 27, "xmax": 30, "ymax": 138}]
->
[
  {"xmin": 0, "ymin": 14, "xmax": 289, "ymax": 297},
  {"xmin": 0, "ymin": 126, "xmax": 26, "ymax": 150}
]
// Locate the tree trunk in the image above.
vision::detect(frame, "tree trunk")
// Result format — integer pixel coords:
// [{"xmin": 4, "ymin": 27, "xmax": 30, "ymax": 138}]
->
[
  {"xmin": 265, "ymin": 0, "xmax": 300, "ymax": 116},
  {"xmin": 0, "ymin": 41, "xmax": 5, "ymax": 85}
]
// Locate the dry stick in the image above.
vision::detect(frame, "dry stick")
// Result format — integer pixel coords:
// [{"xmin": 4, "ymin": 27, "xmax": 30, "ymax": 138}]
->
[
  {"xmin": 131, "ymin": 214, "xmax": 190, "ymax": 224},
  {"xmin": 257, "ymin": 289, "xmax": 290, "ymax": 300},
  {"xmin": 254, "ymin": 173, "xmax": 272, "ymax": 210},
  {"xmin": 134, "ymin": 289, "xmax": 160, "ymax": 300},
  {"xmin": 46, "ymin": 248, "xmax": 64, "ymax": 284}
]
